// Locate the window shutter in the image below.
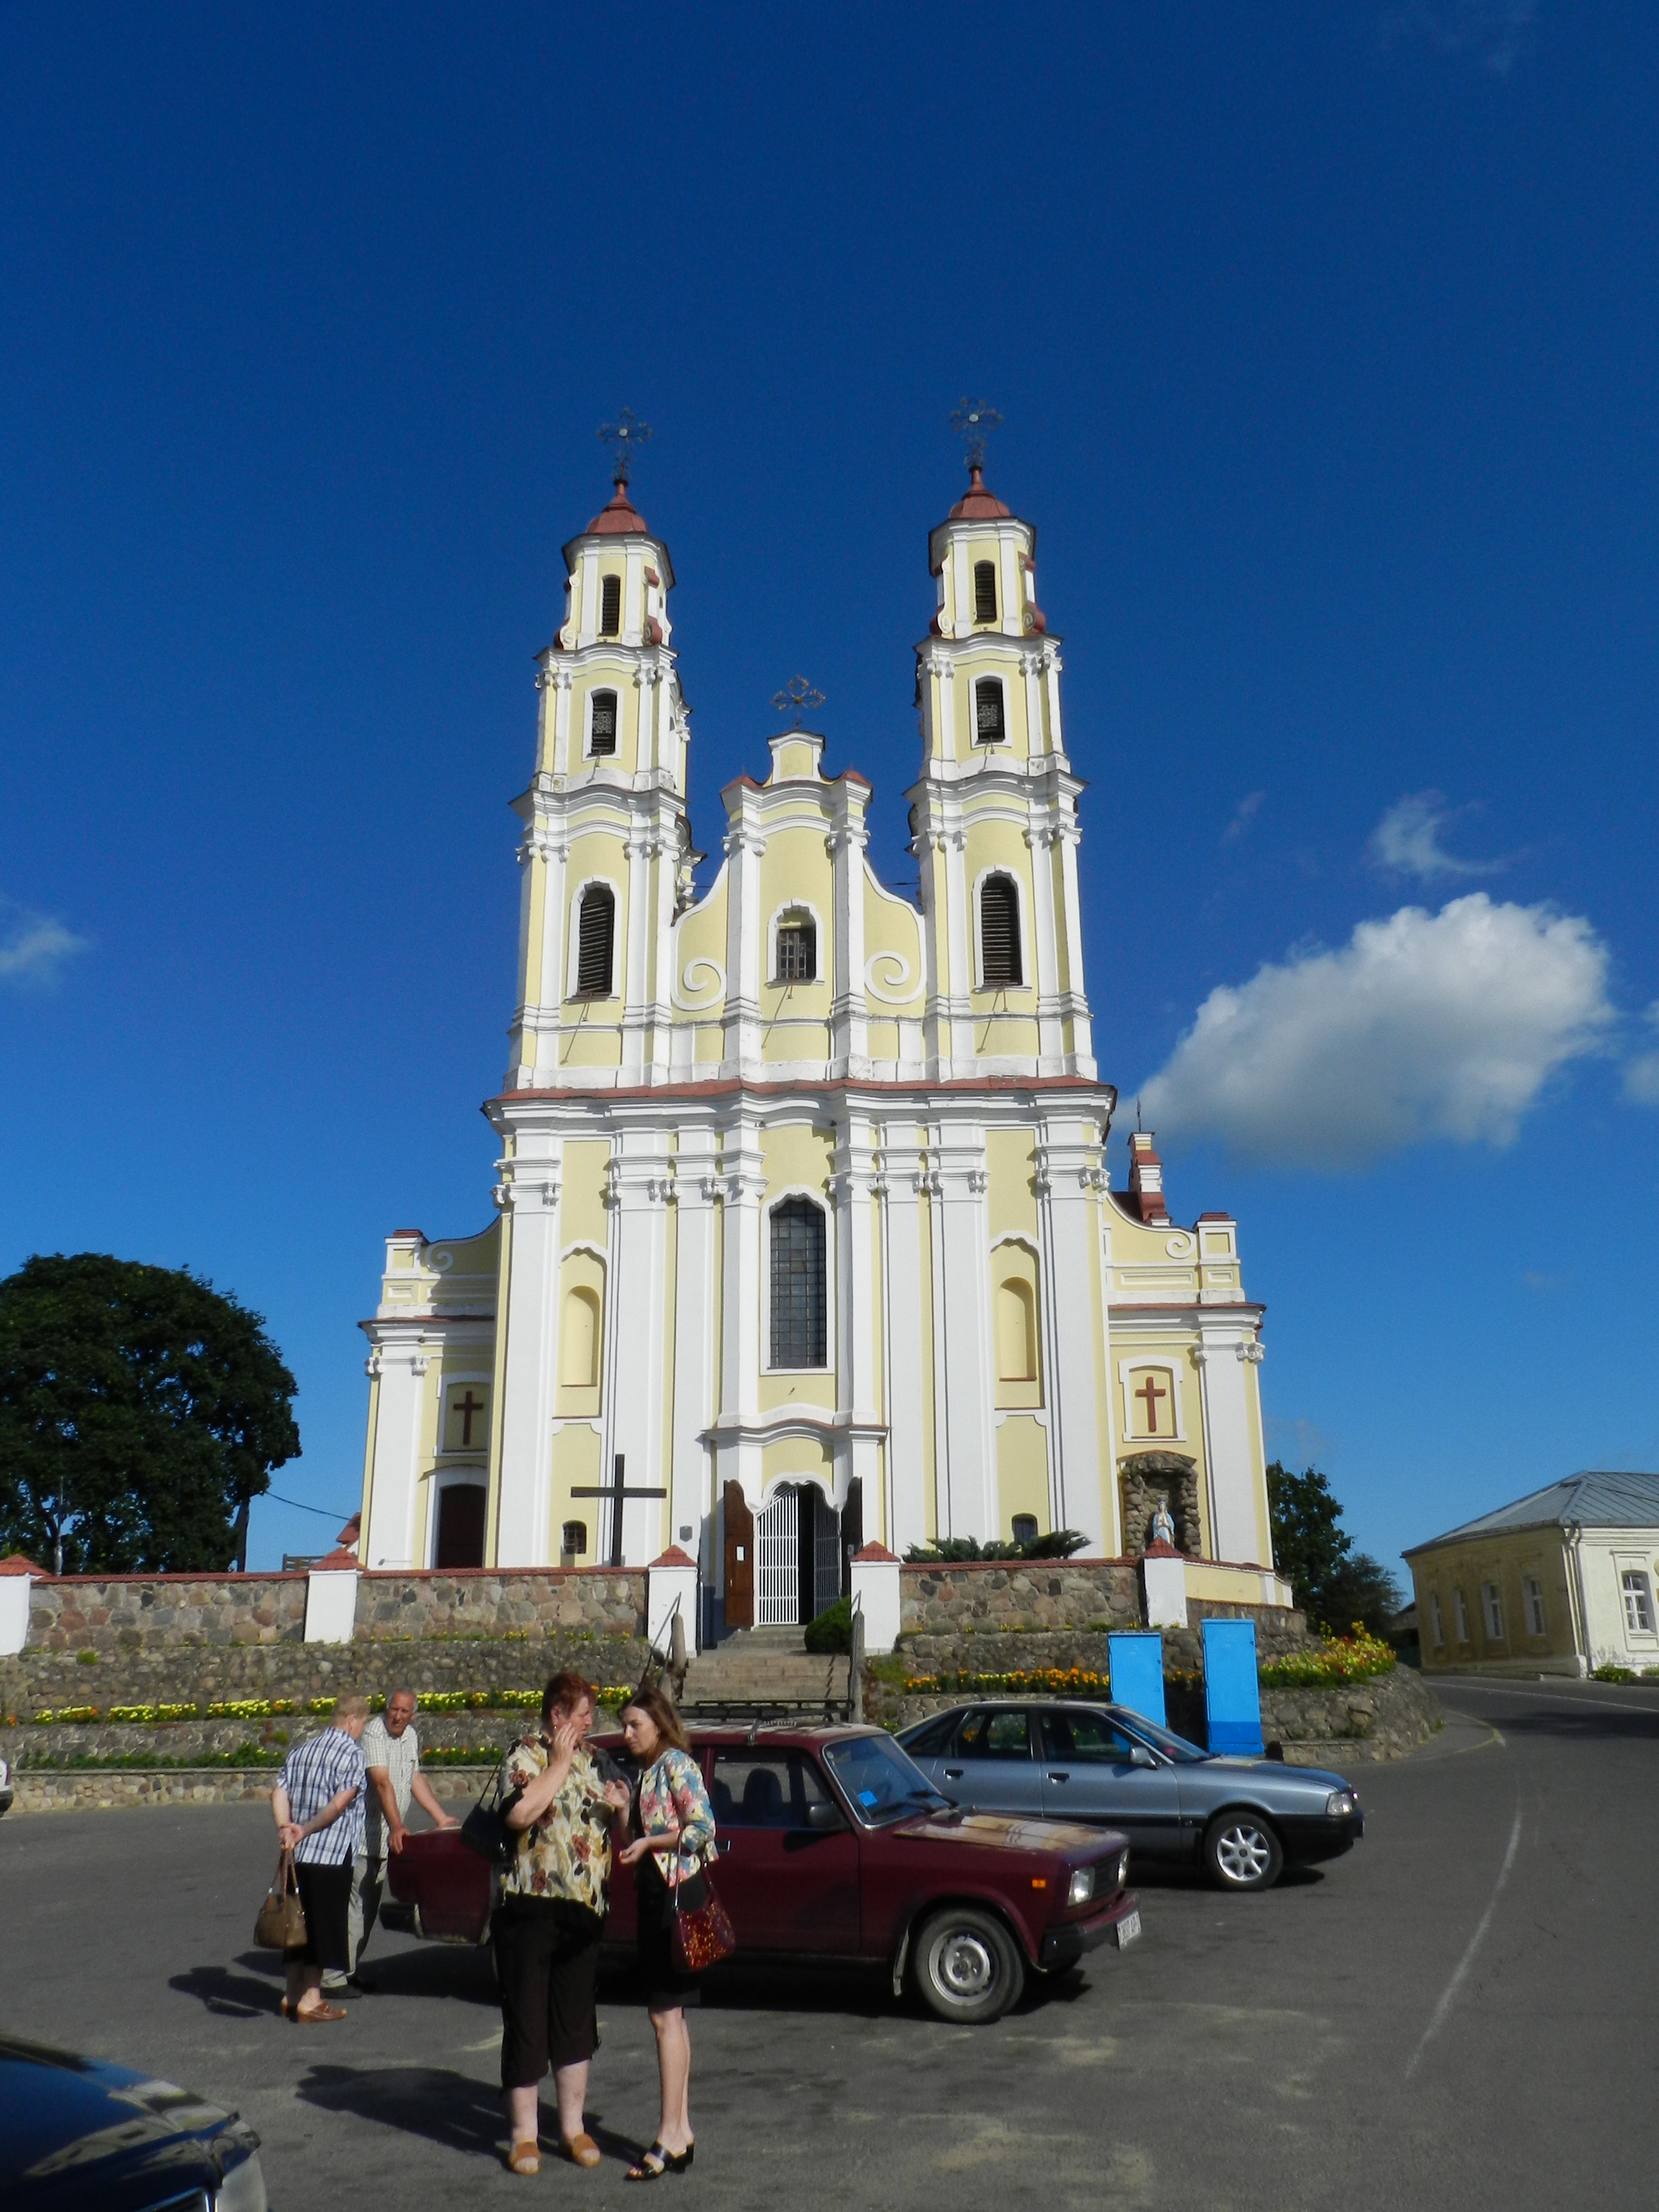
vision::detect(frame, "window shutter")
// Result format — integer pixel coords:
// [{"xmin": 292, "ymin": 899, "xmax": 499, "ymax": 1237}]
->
[
  {"xmin": 600, "ymin": 573, "xmax": 622, "ymax": 634},
  {"xmin": 979, "ymin": 876, "xmax": 1021, "ymax": 987},
  {"xmin": 974, "ymin": 560, "xmax": 998, "ymax": 623},
  {"xmin": 589, "ymin": 690, "xmax": 618, "ymax": 755},
  {"xmin": 575, "ymin": 886, "xmax": 615, "ymax": 995},
  {"xmin": 770, "ymin": 1199, "xmax": 827, "ymax": 1368},
  {"xmin": 975, "ymin": 678, "xmax": 1005, "ymax": 744}
]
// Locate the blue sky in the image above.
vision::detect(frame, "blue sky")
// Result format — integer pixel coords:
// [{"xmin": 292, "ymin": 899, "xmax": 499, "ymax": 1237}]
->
[{"xmin": 3, "ymin": 2, "xmax": 1657, "ymax": 1577}]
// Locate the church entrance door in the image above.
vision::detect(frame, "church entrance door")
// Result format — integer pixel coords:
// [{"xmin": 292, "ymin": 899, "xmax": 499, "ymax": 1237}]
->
[
  {"xmin": 754, "ymin": 1484, "xmax": 842, "ymax": 1627},
  {"xmin": 723, "ymin": 1481, "xmax": 755, "ymax": 1630},
  {"xmin": 434, "ymin": 1481, "xmax": 485, "ymax": 1570}
]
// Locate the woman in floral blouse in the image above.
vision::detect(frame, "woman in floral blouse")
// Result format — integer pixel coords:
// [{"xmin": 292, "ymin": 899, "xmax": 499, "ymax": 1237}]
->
[
  {"xmin": 494, "ymin": 1670, "xmax": 631, "ymax": 2176},
  {"xmin": 617, "ymin": 1684, "xmax": 718, "ymax": 2180}
]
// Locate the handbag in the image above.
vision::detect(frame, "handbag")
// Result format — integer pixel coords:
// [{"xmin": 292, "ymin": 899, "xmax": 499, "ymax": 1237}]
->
[
  {"xmin": 254, "ymin": 1848, "xmax": 307, "ymax": 1950},
  {"xmin": 670, "ymin": 1860, "xmax": 737, "ymax": 1973},
  {"xmin": 460, "ymin": 1754, "xmax": 518, "ymax": 1869}
]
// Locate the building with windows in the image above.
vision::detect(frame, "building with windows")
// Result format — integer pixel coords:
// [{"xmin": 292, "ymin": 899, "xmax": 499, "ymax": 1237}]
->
[
  {"xmin": 356, "ymin": 457, "xmax": 1277, "ymax": 1634},
  {"xmin": 1405, "ymin": 1472, "xmax": 1659, "ymax": 1677}
]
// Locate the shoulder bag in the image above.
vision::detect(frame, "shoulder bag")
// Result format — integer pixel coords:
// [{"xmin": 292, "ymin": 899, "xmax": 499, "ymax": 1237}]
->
[
  {"xmin": 254, "ymin": 1848, "xmax": 307, "ymax": 1950},
  {"xmin": 460, "ymin": 1750, "xmax": 520, "ymax": 1869},
  {"xmin": 670, "ymin": 1860, "xmax": 737, "ymax": 1972}
]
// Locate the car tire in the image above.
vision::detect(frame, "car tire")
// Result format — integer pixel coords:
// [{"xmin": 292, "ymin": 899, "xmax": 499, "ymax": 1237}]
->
[
  {"xmin": 913, "ymin": 1906, "xmax": 1025, "ymax": 2025},
  {"xmin": 1203, "ymin": 1810, "xmax": 1284, "ymax": 1891}
]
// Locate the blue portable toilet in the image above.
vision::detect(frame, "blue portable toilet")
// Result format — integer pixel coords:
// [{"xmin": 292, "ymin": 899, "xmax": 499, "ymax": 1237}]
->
[
  {"xmin": 1201, "ymin": 1618, "xmax": 1265, "ymax": 1755},
  {"xmin": 1107, "ymin": 1632, "xmax": 1166, "ymax": 1728}
]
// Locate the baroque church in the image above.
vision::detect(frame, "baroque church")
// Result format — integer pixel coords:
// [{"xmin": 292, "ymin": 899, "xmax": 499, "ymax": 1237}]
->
[{"xmin": 357, "ymin": 447, "xmax": 1275, "ymax": 1636}]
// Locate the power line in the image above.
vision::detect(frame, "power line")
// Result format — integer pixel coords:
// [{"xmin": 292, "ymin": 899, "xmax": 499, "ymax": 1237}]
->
[{"xmin": 262, "ymin": 1490, "xmax": 355, "ymax": 1520}]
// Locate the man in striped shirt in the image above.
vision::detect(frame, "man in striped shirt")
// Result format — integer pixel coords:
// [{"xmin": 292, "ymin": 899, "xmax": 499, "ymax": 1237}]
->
[{"xmin": 272, "ymin": 1694, "xmax": 369, "ymax": 2023}]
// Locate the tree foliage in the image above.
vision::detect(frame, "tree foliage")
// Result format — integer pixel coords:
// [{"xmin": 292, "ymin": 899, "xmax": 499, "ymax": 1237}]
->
[
  {"xmin": 1265, "ymin": 1460, "xmax": 1401, "ymax": 1637},
  {"xmin": 0, "ymin": 1253, "xmax": 300, "ymax": 1574}
]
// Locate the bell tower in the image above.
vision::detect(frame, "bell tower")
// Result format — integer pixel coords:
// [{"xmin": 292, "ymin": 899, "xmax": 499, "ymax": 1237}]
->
[
  {"xmin": 910, "ymin": 408, "xmax": 1094, "ymax": 1079},
  {"xmin": 505, "ymin": 413, "xmax": 696, "ymax": 1090}
]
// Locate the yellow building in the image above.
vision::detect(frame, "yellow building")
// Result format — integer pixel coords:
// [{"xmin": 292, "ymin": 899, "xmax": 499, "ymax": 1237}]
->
[
  {"xmin": 357, "ymin": 455, "xmax": 1277, "ymax": 1631},
  {"xmin": 1405, "ymin": 1472, "xmax": 1659, "ymax": 1678}
]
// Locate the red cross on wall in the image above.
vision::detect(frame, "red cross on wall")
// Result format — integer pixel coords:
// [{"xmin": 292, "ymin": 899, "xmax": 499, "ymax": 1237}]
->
[
  {"xmin": 1134, "ymin": 1373, "xmax": 1167, "ymax": 1435},
  {"xmin": 454, "ymin": 1389, "xmax": 484, "ymax": 1447}
]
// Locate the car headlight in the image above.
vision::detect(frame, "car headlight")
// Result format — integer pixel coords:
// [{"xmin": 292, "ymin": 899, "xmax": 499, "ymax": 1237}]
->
[
  {"xmin": 1067, "ymin": 1865, "xmax": 1094, "ymax": 1908},
  {"xmin": 1325, "ymin": 1790, "xmax": 1357, "ymax": 1818},
  {"xmin": 215, "ymin": 2150, "xmax": 268, "ymax": 2212}
]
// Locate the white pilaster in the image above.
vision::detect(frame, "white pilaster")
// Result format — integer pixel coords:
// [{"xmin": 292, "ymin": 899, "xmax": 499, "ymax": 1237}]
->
[
  {"xmin": 831, "ymin": 1114, "xmax": 880, "ymax": 1509},
  {"xmin": 1035, "ymin": 1117, "xmax": 1108, "ymax": 1554},
  {"xmin": 495, "ymin": 1144, "xmax": 564, "ymax": 1566},
  {"xmin": 670, "ymin": 1129, "xmax": 720, "ymax": 1562},
  {"xmin": 722, "ymin": 808, "xmax": 765, "ymax": 1074},
  {"xmin": 932, "ymin": 1122, "xmax": 996, "ymax": 1541},
  {"xmin": 1027, "ymin": 820, "xmax": 1064, "ymax": 1070},
  {"xmin": 717, "ymin": 1122, "xmax": 766, "ymax": 1503},
  {"xmin": 877, "ymin": 1124, "xmax": 928, "ymax": 1557},
  {"xmin": 1196, "ymin": 1325, "xmax": 1265, "ymax": 1565},
  {"xmin": 604, "ymin": 1130, "xmax": 673, "ymax": 1563},
  {"xmin": 362, "ymin": 1341, "xmax": 431, "ymax": 1571},
  {"xmin": 829, "ymin": 791, "xmax": 869, "ymax": 1074}
]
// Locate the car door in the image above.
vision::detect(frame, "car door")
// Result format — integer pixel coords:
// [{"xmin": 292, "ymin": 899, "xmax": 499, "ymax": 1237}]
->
[
  {"xmin": 707, "ymin": 1746, "xmax": 860, "ymax": 1953},
  {"xmin": 1035, "ymin": 1706, "xmax": 1186, "ymax": 1859},
  {"xmin": 936, "ymin": 1707, "xmax": 1041, "ymax": 1816}
]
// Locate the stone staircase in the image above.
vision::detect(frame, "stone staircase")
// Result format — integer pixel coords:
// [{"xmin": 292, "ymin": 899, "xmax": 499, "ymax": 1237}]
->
[{"xmin": 679, "ymin": 1627, "xmax": 856, "ymax": 1718}]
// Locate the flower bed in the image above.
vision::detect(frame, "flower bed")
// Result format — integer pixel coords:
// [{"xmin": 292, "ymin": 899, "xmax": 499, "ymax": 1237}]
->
[
  {"xmin": 1257, "ymin": 1629, "xmax": 1396, "ymax": 1687},
  {"xmin": 896, "ymin": 1631, "xmax": 1395, "ymax": 1700},
  {"xmin": 18, "ymin": 1684, "xmax": 637, "ymax": 1728}
]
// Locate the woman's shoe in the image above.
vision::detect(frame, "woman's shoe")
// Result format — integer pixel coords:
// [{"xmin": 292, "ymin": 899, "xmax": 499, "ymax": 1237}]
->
[
  {"xmin": 627, "ymin": 2142, "xmax": 693, "ymax": 2181},
  {"xmin": 562, "ymin": 2133, "xmax": 602, "ymax": 2168},
  {"xmin": 509, "ymin": 2141, "xmax": 541, "ymax": 2176},
  {"xmin": 293, "ymin": 2001, "xmax": 347, "ymax": 2023}
]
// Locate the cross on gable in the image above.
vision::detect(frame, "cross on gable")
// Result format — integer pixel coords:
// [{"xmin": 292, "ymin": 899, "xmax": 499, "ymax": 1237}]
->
[{"xmin": 571, "ymin": 1455, "xmax": 668, "ymax": 1567}]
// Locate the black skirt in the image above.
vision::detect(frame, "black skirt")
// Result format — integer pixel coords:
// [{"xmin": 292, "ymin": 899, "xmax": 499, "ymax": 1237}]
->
[{"xmin": 633, "ymin": 1854, "xmax": 705, "ymax": 2012}]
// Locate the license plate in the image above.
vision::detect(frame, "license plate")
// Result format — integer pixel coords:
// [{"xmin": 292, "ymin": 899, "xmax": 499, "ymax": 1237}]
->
[{"xmin": 1111, "ymin": 1908, "xmax": 1141, "ymax": 1949}]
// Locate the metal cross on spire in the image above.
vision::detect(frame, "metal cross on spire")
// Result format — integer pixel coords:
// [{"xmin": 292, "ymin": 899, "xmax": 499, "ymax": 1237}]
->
[
  {"xmin": 598, "ymin": 407, "xmax": 653, "ymax": 487},
  {"xmin": 950, "ymin": 397, "xmax": 1003, "ymax": 471},
  {"xmin": 771, "ymin": 675, "xmax": 825, "ymax": 729}
]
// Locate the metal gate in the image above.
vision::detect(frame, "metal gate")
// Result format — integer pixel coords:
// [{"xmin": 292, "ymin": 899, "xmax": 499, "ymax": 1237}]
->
[{"xmin": 754, "ymin": 1486, "xmax": 800, "ymax": 1626}]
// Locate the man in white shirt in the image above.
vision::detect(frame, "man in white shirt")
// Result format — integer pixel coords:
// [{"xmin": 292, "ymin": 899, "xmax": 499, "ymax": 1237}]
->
[{"xmin": 331, "ymin": 1686, "xmax": 458, "ymax": 1993}]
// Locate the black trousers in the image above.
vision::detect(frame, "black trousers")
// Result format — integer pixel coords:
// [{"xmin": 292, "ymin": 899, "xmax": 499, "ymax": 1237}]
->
[
  {"xmin": 493, "ymin": 1895, "xmax": 605, "ymax": 2089},
  {"xmin": 287, "ymin": 1859, "xmax": 353, "ymax": 1974}
]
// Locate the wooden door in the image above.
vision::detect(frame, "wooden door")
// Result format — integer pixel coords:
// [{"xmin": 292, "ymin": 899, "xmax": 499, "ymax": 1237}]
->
[
  {"xmin": 434, "ymin": 1482, "xmax": 486, "ymax": 1569},
  {"xmin": 723, "ymin": 1480, "xmax": 755, "ymax": 1629}
]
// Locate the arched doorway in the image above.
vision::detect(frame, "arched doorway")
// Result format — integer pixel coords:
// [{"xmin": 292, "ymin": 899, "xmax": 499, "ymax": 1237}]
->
[
  {"xmin": 434, "ymin": 1481, "xmax": 486, "ymax": 1569},
  {"xmin": 752, "ymin": 1482, "xmax": 842, "ymax": 1626}
]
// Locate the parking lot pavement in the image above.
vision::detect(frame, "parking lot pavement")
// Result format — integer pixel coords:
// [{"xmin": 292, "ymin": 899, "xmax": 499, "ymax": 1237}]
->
[{"xmin": 3, "ymin": 1681, "xmax": 1657, "ymax": 2211}]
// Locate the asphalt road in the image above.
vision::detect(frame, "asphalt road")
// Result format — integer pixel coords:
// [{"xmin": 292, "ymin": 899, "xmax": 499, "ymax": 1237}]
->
[{"xmin": 3, "ymin": 1677, "xmax": 1656, "ymax": 2210}]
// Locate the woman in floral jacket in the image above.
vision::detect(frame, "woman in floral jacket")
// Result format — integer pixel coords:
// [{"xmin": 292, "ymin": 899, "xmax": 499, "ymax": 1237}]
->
[{"xmin": 617, "ymin": 1683, "xmax": 718, "ymax": 2180}]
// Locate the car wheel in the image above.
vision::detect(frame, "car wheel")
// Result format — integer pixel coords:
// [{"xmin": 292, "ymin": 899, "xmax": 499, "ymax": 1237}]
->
[
  {"xmin": 1204, "ymin": 1811, "xmax": 1284, "ymax": 1891},
  {"xmin": 914, "ymin": 1906, "xmax": 1025, "ymax": 2024}
]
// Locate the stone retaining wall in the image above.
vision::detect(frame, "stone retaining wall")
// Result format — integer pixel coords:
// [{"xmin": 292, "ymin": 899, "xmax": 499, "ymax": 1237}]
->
[
  {"xmin": 0, "ymin": 1632, "xmax": 654, "ymax": 1725},
  {"xmin": 900, "ymin": 1561, "xmax": 1141, "ymax": 1634},
  {"xmin": 15, "ymin": 1567, "xmax": 647, "ymax": 1656},
  {"xmin": 8, "ymin": 1767, "xmax": 496, "ymax": 1814}
]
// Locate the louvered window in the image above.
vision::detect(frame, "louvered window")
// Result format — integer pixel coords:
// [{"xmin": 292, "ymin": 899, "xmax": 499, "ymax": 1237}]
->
[
  {"xmin": 776, "ymin": 917, "xmax": 816, "ymax": 982},
  {"xmin": 589, "ymin": 690, "xmax": 618, "ymax": 756},
  {"xmin": 574, "ymin": 884, "xmax": 616, "ymax": 996},
  {"xmin": 974, "ymin": 559, "xmax": 998, "ymax": 623},
  {"xmin": 599, "ymin": 573, "xmax": 622, "ymax": 635},
  {"xmin": 975, "ymin": 677, "xmax": 1005, "ymax": 744},
  {"xmin": 979, "ymin": 876, "xmax": 1021, "ymax": 988},
  {"xmin": 770, "ymin": 1198, "xmax": 827, "ymax": 1368}
]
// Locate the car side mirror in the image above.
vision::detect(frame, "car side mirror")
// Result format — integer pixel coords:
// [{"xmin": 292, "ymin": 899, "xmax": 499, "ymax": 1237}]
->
[
  {"xmin": 1128, "ymin": 1745, "xmax": 1158, "ymax": 1769},
  {"xmin": 804, "ymin": 1800, "xmax": 845, "ymax": 1832}
]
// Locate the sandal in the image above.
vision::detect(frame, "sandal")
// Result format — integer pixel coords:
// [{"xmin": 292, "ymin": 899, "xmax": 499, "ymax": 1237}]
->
[
  {"xmin": 293, "ymin": 2001, "xmax": 347, "ymax": 2023},
  {"xmin": 509, "ymin": 2141, "xmax": 541, "ymax": 2176},
  {"xmin": 627, "ymin": 2141, "xmax": 693, "ymax": 2180},
  {"xmin": 562, "ymin": 2133, "xmax": 602, "ymax": 2168}
]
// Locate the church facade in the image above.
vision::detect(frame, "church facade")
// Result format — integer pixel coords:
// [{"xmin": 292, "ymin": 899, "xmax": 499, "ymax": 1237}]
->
[{"xmin": 356, "ymin": 458, "xmax": 1275, "ymax": 1634}]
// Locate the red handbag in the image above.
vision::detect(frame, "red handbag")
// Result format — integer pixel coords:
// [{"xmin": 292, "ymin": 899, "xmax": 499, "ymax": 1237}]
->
[{"xmin": 670, "ymin": 1865, "xmax": 737, "ymax": 1972}]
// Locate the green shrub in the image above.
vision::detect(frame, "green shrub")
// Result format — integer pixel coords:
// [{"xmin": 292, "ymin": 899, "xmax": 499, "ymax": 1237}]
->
[
  {"xmin": 1592, "ymin": 1662, "xmax": 1638, "ymax": 1683},
  {"xmin": 804, "ymin": 1598, "xmax": 853, "ymax": 1654}
]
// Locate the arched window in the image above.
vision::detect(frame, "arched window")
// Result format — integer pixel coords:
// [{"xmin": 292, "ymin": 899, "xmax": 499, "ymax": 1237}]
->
[
  {"xmin": 979, "ymin": 875, "xmax": 1021, "ymax": 987},
  {"xmin": 599, "ymin": 573, "xmax": 622, "ymax": 635},
  {"xmin": 588, "ymin": 689, "xmax": 618, "ymax": 756},
  {"xmin": 775, "ymin": 911, "xmax": 817, "ymax": 983},
  {"xmin": 574, "ymin": 884, "xmax": 616, "ymax": 996},
  {"xmin": 560, "ymin": 1286, "xmax": 602, "ymax": 1387},
  {"xmin": 974, "ymin": 559, "xmax": 998, "ymax": 623},
  {"xmin": 770, "ymin": 1198, "xmax": 827, "ymax": 1368},
  {"xmin": 996, "ymin": 1278, "xmax": 1038, "ymax": 1382},
  {"xmin": 561, "ymin": 1519, "xmax": 588, "ymax": 1562},
  {"xmin": 1011, "ymin": 1513, "xmax": 1038, "ymax": 1546},
  {"xmin": 975, "ymin": 677, "xmax": 1006, "ymax": 744}
]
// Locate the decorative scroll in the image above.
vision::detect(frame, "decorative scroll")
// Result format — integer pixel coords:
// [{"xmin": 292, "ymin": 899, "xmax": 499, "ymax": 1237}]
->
[
  {"xmin": 672, "ymin": 954, "xmax": 727, "ymax": 1012},
  {"xmin": 864, "ymin": 949, "xmax": 919, "ymax": 1006}
]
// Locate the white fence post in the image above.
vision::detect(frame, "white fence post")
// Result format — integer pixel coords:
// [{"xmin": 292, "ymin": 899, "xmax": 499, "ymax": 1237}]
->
[
  {"xmin": 848, "ymin": 1543, "xmax": 902, "ymax": 1653},
  {"xmin": 0, "ymin": 1560, "xmax": 33, "ymax": 1656},
  {"xmin": 303, "ymin": 1553, "xmax": 361, "ymax": 1645},
  {"xmin": 648, "ymin": 1547, "xmax": 701, "ymax": 1655}
]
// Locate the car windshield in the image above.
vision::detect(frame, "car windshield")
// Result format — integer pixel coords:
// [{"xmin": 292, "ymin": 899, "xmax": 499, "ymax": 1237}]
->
[
  {"xmin": 822, "ymin": 1733, "xmax": 949, "ymax": 1824},
  {"xmin": 1115, "ymin": 1712, "xmax": 1212, "ymax": 1764}
]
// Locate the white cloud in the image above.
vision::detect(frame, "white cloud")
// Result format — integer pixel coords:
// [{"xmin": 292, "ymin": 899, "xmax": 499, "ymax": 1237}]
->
[
  {"xmin": 1139, "ymin": 893, "xmax": 1614, "ymax": 1170},
  {"xmin": 1623, "ymin": 1003, "xmax": 1659, "ymax": 1106},
  {"xmin": 1222, "ymin": 791, "xmax": 1265, "ymax": 845},
  {"xmin": 0, "ymin": 901, "xmax": 91, "ymax": 987},
  {"xmin": 1368, "ymin": 791, "xmax": 1506, "ymax": 881}
]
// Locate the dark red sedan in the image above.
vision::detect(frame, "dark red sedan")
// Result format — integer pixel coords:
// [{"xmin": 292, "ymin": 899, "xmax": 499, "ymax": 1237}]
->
[{"xmin": 386, "ymin": 1722, "xmax": 1141, "ymax": 2024}]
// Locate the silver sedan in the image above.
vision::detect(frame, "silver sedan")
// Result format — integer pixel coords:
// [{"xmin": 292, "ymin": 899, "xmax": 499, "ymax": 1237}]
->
[{"xmin": 895, "ymin": 1701, "xmax": 1363, "ymax": 1891}]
